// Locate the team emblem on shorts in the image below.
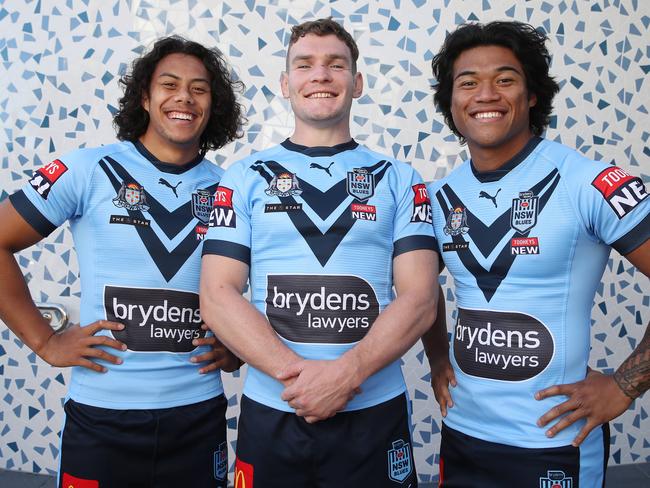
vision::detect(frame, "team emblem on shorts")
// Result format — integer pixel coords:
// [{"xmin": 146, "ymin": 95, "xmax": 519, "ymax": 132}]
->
[
  {"xmin": 265, "ymin": 172, "xmax": 302, "ymax": 197},
  {"xmin": 191, "ymin": 189, "xmax": 215, "ymax": 224},
  {"xmin": 443, "ymin": 207, "xmax": 469, "ymax": 236},
  {"xmin": 387, "ymin": 439, "xmax": 412, "ymax": 483},
  {"xmin": 113, "ymin": 181, "xmax": 150, "ymax": 211},
  {"xmin": 213, "ymin": 441, "xmax": 228, "ymax": 481},
  {"xmin": 511, "ymin": 191, "xmax": 538, "ymax": 233},
  {"xmin": 539, "ymin": 469, "xmax": 573, "ymax": 488},
  {"xmin": 347, "ymin": 168, "xmax": 375, "ymax": 201}
]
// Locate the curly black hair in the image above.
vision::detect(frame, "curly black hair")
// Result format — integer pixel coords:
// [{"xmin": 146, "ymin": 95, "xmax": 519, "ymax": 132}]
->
[
  {"xmin": 113, "ymin": 36, "xmax": 244, "ymax": 154},
  {"xmin": 431, "ymin": 21, "xmax": 560, "ymax": 143}
]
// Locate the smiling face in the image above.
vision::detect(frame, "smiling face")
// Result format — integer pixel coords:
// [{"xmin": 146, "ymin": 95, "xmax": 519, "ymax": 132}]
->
[
  {"xmin": 140, "ymin": 53, "xmax": 211, "ymax": 162},
  {"xmin": 281, "ymin": 34, "xmax": 363, "ymax": 137},
  {"xmin": 450, "ymin": 45, "xmax": 537, "ymax": 169}
]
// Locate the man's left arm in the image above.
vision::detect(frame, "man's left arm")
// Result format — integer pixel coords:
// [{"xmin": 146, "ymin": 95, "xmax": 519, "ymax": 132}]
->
[
  {"xmin": 279, "ymin": 249, "xmax": 439, "ymax": 422},
  {"xmin": 536, "ymin": 238, "xmax": 650, "ymax": 446}
]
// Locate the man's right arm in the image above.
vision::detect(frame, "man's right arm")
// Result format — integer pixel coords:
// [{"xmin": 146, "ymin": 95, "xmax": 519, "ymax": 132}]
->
[
  {"xmin": 0, "ymin": 199, "xmax": 125, "ymax": 372},
  {"xmin": 200, "ymin": 254, "xmax": 302, "ymax": 380}
]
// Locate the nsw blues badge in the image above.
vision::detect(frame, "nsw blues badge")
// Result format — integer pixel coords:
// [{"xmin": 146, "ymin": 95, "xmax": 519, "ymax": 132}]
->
[
  {"xmin": 387, "ymin": 439, "xmax": 413, "ymax": 483},
  {"xmin": 511, "ymin": 191, "xmax": 538, "ymax": 233},
  {"xmin": 347, "ymin": 168, "xmax": 375, "ymax": 201},
  {"xmin": 192, "ymin": 189, "xmax": 215, "ymax": 225},
  {"xmin": 539, "ymin": 470, "xmax": 573, "ymax": 488},
  {"xmin": 213, "ymin": 441, "xmax": 227, "ymax": 482}
]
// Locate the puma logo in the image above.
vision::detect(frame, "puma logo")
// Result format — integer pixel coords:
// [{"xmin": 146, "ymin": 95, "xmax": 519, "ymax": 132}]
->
[
  {"xmin": 158, "ymin": 178, "xmax": 181, "ymax": 197},
  {"xmin": 479, "ymin": 188, "xmax": 501, "ymax": 208},
  {"xmin": 309, "ymin": 162, "xmax": 335, "ymax": 177}
]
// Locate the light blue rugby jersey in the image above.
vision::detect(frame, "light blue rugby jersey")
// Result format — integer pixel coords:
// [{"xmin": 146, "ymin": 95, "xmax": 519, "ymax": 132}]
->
[
  {"xmin": 10, "ymin": 141, "xmax": 225, "ymax": 409},
  {"xmin": 203, "ymin": 139, "xmax": 436, "ymax": 412},
  {"xmin": 429, "ymin": 137, "xmax": 649, "ymax": 448}
]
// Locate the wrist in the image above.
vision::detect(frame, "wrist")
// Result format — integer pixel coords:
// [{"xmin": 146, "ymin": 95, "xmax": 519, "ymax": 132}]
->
[{"xmin": 613, "ymin": 370, "xmax": 640, "ymax": 400}]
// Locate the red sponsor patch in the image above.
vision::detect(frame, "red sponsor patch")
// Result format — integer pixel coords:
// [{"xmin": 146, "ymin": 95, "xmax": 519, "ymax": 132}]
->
[
  {"xmin": 351, "ymin": 203, "xmax": 376, "ymax": 213},
  {"xmin": 591, "ymin": 166, "xmax": 634, "ymax": 198},
  {"xmin": 214, "ymin": 186, "xmax": 234, "ymax": 208},
  {"xmin": 38, "ymin": 159, "xmax": 68, "ymax": 183},
  {"xmin": 195, "ymin": 225, "xmax": 208, "ymax": 235},
  {"xmin": 412, "ymin": 183, "xmax": 430, "ymax": 205},
  {"xmin": 61, "ymin": 473, "xmax": 99, "ymax": 488},
  {"xmin": 234, "ymin": 458, "xmax": 254, "ymax": 488},
  {"xmin": 511, "ymin": 237, "xmax": 539, "ymax": 247}
]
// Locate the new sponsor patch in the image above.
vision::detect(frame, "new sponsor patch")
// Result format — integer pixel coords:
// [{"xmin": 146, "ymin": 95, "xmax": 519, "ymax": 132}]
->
[
  {"xmin": 443, "ymin": 207, "xmax": 469, "ymax": 236},
  {"xmin": 109, "ymin": 215, "xmax": 151, "ymax": 228},
  {"xmin": 539, "ymin": 470, "xmax": 573, "ymax": 488},
  {"xmin": 453, "ymin": 308, "xmax": 554, "ymax": 381},
  {"xmin": 265, "ymin": 172, "xmax": 302, "ymax": 197},
  {"xmin": 213, "ymin": 441, "xmax": 228, "ymax": 481},
  {"xmin": 511, "ymin": 237, "xmax": 540, "ymax": 255},
  {"xmin": 411, "ymin": 183, "xmax": 432, "ymax": 223},
  {"xmin": 511, "ymin": 191, "xmax": 538, "ymax": 233},
  {"xmin": 347, "ymin": 168, "xmax": 375, "ymax": 201},
  {"xmin": 112, "ymin": 181, "xmax": 150, "ymax": 212},
  {"xmin": 234, "ymin": 458, "xmax": 254, "ymax": 488},
  {"xmin": 105, "ymin": 286, "xmax": 205, "ymax": 352},
  {"xmin": 192, "ymin": 189, "xmax": 215, "ymax": 224},
  {"xmin": 591, "ymin": 166, "xmax": 648, "ymax": 218},
  {"xmin": 209, "ymin": 186, "xmax": 236, "ymax": 228},
  {"xmin": 195, "ymin": 224, "xmax": 208, "ymax": 240},
  {"xmin": 387, "ymin": 439, "xmax": 413, "ymax": 483},
  {"xmin": 266, "ymin": 274, "xmax": 380, "ymax": 344},
  {"xmin": 351, "ymin": 203, "xmax": 377, "ymax": 221},
  {"xmin": 28, "ymin": 159, "xmax": 68, "ymax": 199},
  {"xmin": 265, "ymin": 203, "xmax": 303, "ymax": 213}
]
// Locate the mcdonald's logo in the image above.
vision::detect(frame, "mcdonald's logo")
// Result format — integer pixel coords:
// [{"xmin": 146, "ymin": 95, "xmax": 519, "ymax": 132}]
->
[{"xmin": 234, "ymin": 457, "xmax": 254, "ymax": 488}]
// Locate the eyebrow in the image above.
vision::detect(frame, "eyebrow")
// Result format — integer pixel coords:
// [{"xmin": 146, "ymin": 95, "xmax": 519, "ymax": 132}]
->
[
  {"xmin": 290, "ymin": 53, "xmax": 349, "ymax": 64},
  {"xmin": 453, "ymin": 65, "xmax": 522, "ymax": 81},
  {"xmin": 158, "ymin": 72, "xmax": 210, "ymax": 84}
]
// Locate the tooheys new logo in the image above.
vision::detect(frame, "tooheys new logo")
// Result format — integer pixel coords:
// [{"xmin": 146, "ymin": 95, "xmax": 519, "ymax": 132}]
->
[
  {"xmin": 105, "ymin": 286, "xmax": 205, "ymax": 352},
  {"xmin": 266, "ymin": 275, "xmax": 380, "ymax": 344},
  {"xmin": 453, "ymin": 308, "xmax": 554, "ymax": 381},
  {"xmin": 208, "ymin": 186, "xmax": 236, "ymax": 228}
]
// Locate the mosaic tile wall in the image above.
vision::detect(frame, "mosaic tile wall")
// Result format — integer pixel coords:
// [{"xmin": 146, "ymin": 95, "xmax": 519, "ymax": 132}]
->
[{"xmin": 1, "ymin": 0, "xmax": 648, "ymax": 482}]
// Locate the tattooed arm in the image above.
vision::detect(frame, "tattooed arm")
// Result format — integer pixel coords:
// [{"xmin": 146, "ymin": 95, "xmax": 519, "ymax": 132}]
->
[{"xmin": 535, "ymin": 238, "xmax": 650, "ymax": 446}]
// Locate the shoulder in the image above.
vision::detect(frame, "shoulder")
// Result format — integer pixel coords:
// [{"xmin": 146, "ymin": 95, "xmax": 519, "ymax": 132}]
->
[{"xmin": 534, "ymin": 138, "xmax": 610, "ymax": 180}]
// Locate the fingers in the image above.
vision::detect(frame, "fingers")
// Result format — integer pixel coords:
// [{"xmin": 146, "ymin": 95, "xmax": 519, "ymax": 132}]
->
[
  {"xmin": 77, "ymin": 357, "xmax": 108, "ymax": 373},
  {"xmin": 537, "ymin": 399, "xmax": 576, "ymax": 427},
  {"xmin": 534, "ymin": 383, "xmax": 572, "ymax": 401},
  {"xmin": 571, "ymin": 422, "xmax": 596, "ymax": 447},
  {"xmin": 88, "ymin": 320, "xmax": 125, "ymax": 335},
  {"xmin": 87, "ymin": 334, "xmax": 127, "ymax": 352},
  {"xmin": 277, "ymin": 362, "xmax": 304, "ymax": 381},
  {"xmin": 542, "ymin": 409, "xmax": 583, "ymax": 439},
  {"xmin": 82, "ymin": 345, "xmax": 124, "ymax": 365},
  {"xmin": 198, "ymin": 362, "xmax": 220, "ymax": 375}
]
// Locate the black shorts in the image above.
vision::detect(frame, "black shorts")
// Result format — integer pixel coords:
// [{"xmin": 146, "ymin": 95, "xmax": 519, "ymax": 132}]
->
[
  {"xmin": 58, "ymin": 395, "xmax": 228, "ymax": 488},
  {"xmin": 234, "ymin": 393, "xmax": 418, "ymax": 488},
  {"xmin": 439, "ymin": 423, "xmax": 609, "ymax": 487}
]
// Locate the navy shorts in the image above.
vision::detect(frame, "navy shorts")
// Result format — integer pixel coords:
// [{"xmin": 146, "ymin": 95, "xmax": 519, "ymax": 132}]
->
[
  {"xmin": 58, "ymin": 395, "xmax": 228, "ymax": 488},
  {"xmin": 438, "ymin": 423, "xmax": 609, "ymax": 487},
  {"xmin": 234, "ymin": 393, "xmax": 418, "ymax": 488}
]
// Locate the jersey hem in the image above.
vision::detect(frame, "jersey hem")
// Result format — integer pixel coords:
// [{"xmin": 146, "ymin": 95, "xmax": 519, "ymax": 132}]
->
[{"xmin": 68, "ymin": 386, "xmax": 224, "ymax": 410}]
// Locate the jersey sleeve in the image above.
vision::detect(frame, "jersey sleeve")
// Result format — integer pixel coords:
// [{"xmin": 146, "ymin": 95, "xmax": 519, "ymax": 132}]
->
[
  {"xmin": 8, "ymin": 150, "xmax": 94, "ymax": 237},
  {"xmin": 202, "ymin": 161, "xmax": 252, "ymax": 265},
  {"xmin": 391, "ymin": 163, "xmax": 436, "ymax": 257},
  {"xmin": 569, "ymin": 161, "xmax": 649, "ymax": 255}
]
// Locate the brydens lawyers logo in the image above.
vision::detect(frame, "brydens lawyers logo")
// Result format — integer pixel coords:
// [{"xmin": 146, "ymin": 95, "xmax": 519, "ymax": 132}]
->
[
  {"xmin": 209, "ymin": 186, "xmax": 236, "ymax": 228},
  {"xmin": 387, "ymin": 439, "xmax": 413, "ymax": 483},
  {"xmin": 29, "ymin": 159, "xmax": 68, "ymax": 199},
  {"xmin": 234, "ymin": 458, "xmax": 254, "ymax": 488},
  {"xmin": 591, "ymin": 166, "xmax": 648, "ymax": 218},
  {"xmin": 539, "ymin": 470, "xmax": 573, "ymax": 488}
]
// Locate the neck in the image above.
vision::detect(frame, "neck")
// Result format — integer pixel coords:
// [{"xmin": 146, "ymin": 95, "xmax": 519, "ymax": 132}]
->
[
  {"xmin": 138, "ymin": 135, "xmax": 201, "ymax": 166},
  {"xmin": 289, "ymin": 121, "xmax": 352, "ymax": 148},
  {"xmin": 469, "ymin": 133, "xmax": 534, "ymax": 173}
]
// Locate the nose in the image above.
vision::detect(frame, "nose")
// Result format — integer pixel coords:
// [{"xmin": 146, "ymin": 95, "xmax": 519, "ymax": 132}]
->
[
  {"xmin": 474, "ymin": 82, "xmax": 500, "ymax": 102},
  {"xmin": 175, "ymin": 84, "xmax": 194, "ymax": 104},
  {"xmin": 310, "ymin": 64, "xmax": 333, "ymax": 82}
]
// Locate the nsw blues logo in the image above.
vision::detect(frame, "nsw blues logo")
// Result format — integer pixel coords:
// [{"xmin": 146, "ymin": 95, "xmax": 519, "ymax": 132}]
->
[
  {"xmin": 213, "ymin": 441, "xmax": 228, "ymax": 481},
  {"xmin": 113, "ymin": 181, "xmax": 150, "ymax": 212},
  {"xmin": 265, "ymin": 172, "xmax": 302, "ymax": 197},
  {"xmin": 191, "ymin": 189, "xmax": 214, "ymax": 224},
  {"xmin": 444, "ymin": 207, "xmax": 469, "ymax": 236},
  {"xmin": 511, "ymin": 191, "xmax": 538, "ymax": 233},
  {"xmin": 347, "ymin": 168, "xmax": 375, "ymax": 201},
  {"xmin": 387, "ymin": 439, "xmax": 412, "ymax": 483},
  {"xmin": 539, "ymin": 470, "xmax": 573, "ymax": 488}
]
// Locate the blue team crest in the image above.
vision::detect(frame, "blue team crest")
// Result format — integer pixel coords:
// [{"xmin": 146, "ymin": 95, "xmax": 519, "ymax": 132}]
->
[
  {"xmin": 213, "ymin": 441, "xmax": 227, "ymax": 481},
  {"xmin": 265, "ymin": 172, "xmax": 302, "ymax": 197},
  {"xmin": 347, "ymin": 168, "xmax": 375, "ymax": 201},
  {"xmin": 113, "ymin": 181, "xmax": 150, "ymax": 212},
  {"xmin": 511, "ymin": 191, "xmax": 539, "ymax": 233},
  {"xmin": 387, "ymin": 439, "xmax": 412, "ymax": 483},
  {"xmin": 444, "ymin": 207, "xmax": 469, "ymax": 236},
  {"xmin": 191, "ymin": 189, "xmax": 214, "ymax": 224},
  {"xmin": 539, "ymin": 470, "xmax": 573, "ymax": 488}
]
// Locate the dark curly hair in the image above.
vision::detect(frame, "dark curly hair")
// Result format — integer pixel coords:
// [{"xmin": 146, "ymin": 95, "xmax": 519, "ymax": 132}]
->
[
  {"xmin": 288, "ymin": 18, "xmax": 359, "ymax": 73},
  {"xmin": 431, "ymin": 21, "xmax": 560, "ymax": 143},
  {"xmin": 114, "ymin": 36, "xmax": 244, "ymax": 154}
]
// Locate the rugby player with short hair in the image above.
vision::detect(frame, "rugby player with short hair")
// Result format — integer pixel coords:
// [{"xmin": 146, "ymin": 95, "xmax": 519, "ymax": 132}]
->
[
  {"xmin": 423, "ymin": 20, "xmax": 649, "ymax": 486},
  {"xmin": 0, "ymin": 36, "xmax": 244, "ymax": 488},
  {"xmin": 200, "ymin": 17, "xmax": 440, "ymax": 487}
]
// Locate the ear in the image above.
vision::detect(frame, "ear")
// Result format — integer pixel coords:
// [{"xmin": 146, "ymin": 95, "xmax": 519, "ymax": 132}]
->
[
  {"xmin": 528, "ymin": 91, "xmax": 537, "ymax": 108},
  {"xmin": 352, "ymin": 72, "xmax": 363, "ymax": 99},
  {"xmin": 280, "ymin": 71, "xmax": 290, "ymax": 99},
  {"xmin": 142, "ymin": 90, "xmax": 150, "ymax": 112}
]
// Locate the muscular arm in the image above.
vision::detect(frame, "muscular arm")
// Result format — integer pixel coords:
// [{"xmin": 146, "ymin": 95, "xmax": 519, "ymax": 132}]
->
[{"xmin": 199, "ymin": 254, "xmax": 302, "ymax": 379}]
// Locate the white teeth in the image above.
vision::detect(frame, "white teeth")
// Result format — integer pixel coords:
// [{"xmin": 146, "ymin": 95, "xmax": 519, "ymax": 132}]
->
[
  {"xmin": 474, "ymin": 111, "xmax": 502, "ymax": 119},
  {"xmin": 307, "ymin": 92, "xmax": 334, "ymax": 98},
  {"xmin": 168, "ymin": 111, "xmax": 194, "ymax": 120}
]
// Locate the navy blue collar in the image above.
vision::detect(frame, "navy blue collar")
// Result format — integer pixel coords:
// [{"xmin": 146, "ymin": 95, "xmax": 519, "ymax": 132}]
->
[
  {"xmin": 134, "ymin": 140, "xmax": 204, "ymax": 174},
  {"xmin": 470, "ymin": 137, "xmax": 543, "ymax": 183},
  {"xmin": 281, "ymin": 138, "xmax": 358, "ymax": 157}
]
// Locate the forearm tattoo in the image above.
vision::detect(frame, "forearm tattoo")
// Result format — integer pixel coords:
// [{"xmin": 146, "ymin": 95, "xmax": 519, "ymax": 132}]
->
[{"xmin": 614, "ymin": 324, "xmax": 650, "ymax": 399}]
